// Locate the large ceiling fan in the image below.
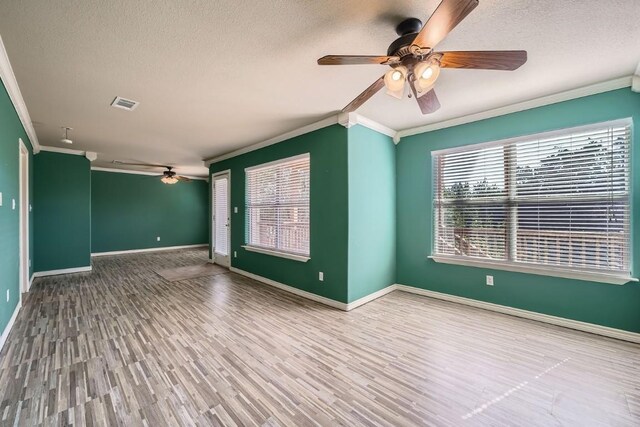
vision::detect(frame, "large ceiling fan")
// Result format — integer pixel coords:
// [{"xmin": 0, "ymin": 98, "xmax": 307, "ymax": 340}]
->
[
  {"xmin": 112, "ymin": 161, "xmax": 191, "ymax": 184},
  {"xmin": 317, "ymin": 0, "xmax": 527, "ymax": 115}
]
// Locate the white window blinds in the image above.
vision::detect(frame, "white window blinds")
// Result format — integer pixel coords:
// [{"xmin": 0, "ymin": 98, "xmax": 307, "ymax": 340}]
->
[
  {"xmin": 246, "ymin": 153, "xmax": 310, "ymax": 256},
  {"xmin": 433, "ymin": 120, "xmax": 631, "ymax": 278}
]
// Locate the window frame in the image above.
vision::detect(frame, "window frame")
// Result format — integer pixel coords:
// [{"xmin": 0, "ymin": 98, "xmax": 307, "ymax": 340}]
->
[
  {"xmin": 430, "ymin": 118, "xmax": 637, "ymax": 285},
  {"xmin": 243, "ymin": 153, "xmax": 311, "ymax": 262}
]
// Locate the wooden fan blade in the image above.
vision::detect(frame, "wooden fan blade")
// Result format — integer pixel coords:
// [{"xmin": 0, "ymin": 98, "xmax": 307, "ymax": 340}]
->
[
  {"xmin": 412, "ymin": 0, "xmax": 478, "ymax": 50},
  {"xmin": 318, "ymin": 55, "xmax": 400, "ymax": 65},
  {"xmin": 113, "ymin": 160, "xmax": 171, "ymax": 169},
  {"xmin": 342, "ymin": 76, "xmax": 386, "ymax": 113},
  {"xmin": 176, "ymin": 176, "xmax": 191, "ymax": 182},
  {"xmin": 439, "ymin": 50, "xmax": 527, "ymax": 70},
  {"xmin": 409, "ymin": 80, "xmax": 441, "ymax": 114}
]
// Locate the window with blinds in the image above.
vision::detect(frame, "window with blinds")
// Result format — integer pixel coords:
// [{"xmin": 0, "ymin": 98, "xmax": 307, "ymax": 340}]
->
[
  {"xmin": 432, "ymin": 119, "xmax": 632, "ymax": 279},
  {"xmin": 245, "ymin": 153, "xmax": 310, "ymax": 257}
]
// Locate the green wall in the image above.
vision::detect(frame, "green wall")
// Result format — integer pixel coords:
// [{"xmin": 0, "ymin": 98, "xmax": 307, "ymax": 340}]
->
[
  {"xmin": 0, "ymin": 78, "xmax": 34, "ymax": 336},
  {"xmin": 210, "ymin": 124, "xmax": 350, "ymax": 303},
  {"xmin": 396, "ymin": 88, "xmax": 640, "ymax": 333},
  {"xmin": 34, "ymin": 152, "xmax": 91, "ymax": 272},
  {"xmin": 91, "ymin": 171, "xmax": 208, "ymax": 253},
  {"xmin": 347, "ymin": 125, "xmax": 396, "ymax": 302}
]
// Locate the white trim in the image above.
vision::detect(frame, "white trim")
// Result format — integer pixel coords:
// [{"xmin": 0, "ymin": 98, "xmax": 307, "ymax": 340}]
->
[
  {"xmin": 40, "ymin": 145, "xmax": 87, "ymax": 156},
  {"xmin": 18, "ymin": 138, "xmax": 30, "ymax": 295},
  {"xmin": 338, "ymin": 112, "xmax": 397, "ymax": 139},
  {"xmin": 0, "ymin": 35, "xmax": 40, "ymax": 153},
  {"xmin": 397, "ymin": 76, "xmax": 634, "ymax": 140},
  {"xmin": 429, "ymin": 256, "xmax": 636, "ymax": 285},
  {"xmin": 242, "ymin": 245, "xmax": 310, "ymax": 262},
  {"xmin": 429, "ymin": 117, "xmax": 633, "ymax": 156},
  {"xmin": 33, "ymin": 266, "xmax": 92, "ymax": 277},
  {"xmin": 345, "ymin": 285, "xmax": 397, "ymax": 311},
  {"xmin": 91, "ymin": 166, "xmax": 208, "ymax": 181},
  {"xmin": 212, "ymin": 170, "xmax": 231, "ymax": 267},
  {"xmin": 244, "ymin": 152, "xmax": 310, "ymax": 172},
  {"xmin": 0, "ymin": 300, "xmax": 22, "ymax": 354},
  {"xmin": 205, "ymin": 115, "xmax": 338, "ymax": 166},
  {"xmin": 91, "ymin": 243, "xmax": 207, "ymax": 257},
  {"xmin": 394, "ymin": 284, "xmax": 640, "ymax": 344},
  {"xmin": 204, "ymin": 114, "xmax": 399, "ymax": 166},
  {"xmin": 632, "ymin": 75, "xmax": 640, "ymax": 93},
  {"xmin": 29, "ymin": 273, "xmax": 34, "ymax": 287},
  {"xmin": 230, "ymin": 267, "xmax": 347, "ymax": 310}
]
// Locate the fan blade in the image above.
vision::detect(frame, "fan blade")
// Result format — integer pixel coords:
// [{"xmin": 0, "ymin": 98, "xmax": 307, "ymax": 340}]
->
[
  {"xmin": 113, "ymin": 160, "xmax": 171, "ymax": 169},
  {"xmin": 318, "ymin": 55, "xmax": 400, "ymax": 65},
  {"xmin": 176, "ymin": 176, "xmax": 191, "ymax": 182},
  {"xmin": 342, "ymin": 76, "xmax": 385, "ymax": 113},
  {"xmin": 439, "ymin": 50, "xmax": 527, "ymax": 70},
  {"xmin": 412, "ymin": 0, "xmax": 479, "ymax": 50},
  {"xmin": 409, "ymin": 80, "xmax": 441, "ymax": 114}
]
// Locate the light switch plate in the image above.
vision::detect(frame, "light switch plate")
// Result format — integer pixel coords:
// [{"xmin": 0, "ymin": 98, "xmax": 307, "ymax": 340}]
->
[
  {"xmin": 0, "ymin": 192, "xmax": 3, "ymax": 206},
  {"xmin": 319, "ymin": 272, "xmax": 324, "ymax": 281},
  {"xmin": 157, "ymin": 236, "xmax": 161, "ymax": 242},
  {"xmin": 12, "ymin": 199, "xmax": 15, "ymax": 210},
  {"xmin": 234, "ymin": 207, "xmax": 238, "ymax": 214}
]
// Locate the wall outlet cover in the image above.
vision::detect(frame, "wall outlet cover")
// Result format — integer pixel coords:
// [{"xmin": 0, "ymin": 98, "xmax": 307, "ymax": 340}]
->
[
  {"xmin": 319, "ymin": 272, "xmax": 324, "ymax": 281},
  {"xmin": 486, "ymin": 275, "xmax": 494, "ymax": 286},
  {"xmin": 6, "ymin": 289, "xmax": 9, "ymax": 302},
  {"xmin": 157, "ymin": 236, "xmax": 161, "ymax": 241},
  {"xmin": 234, "ymin": 251, "xmax": 237, "ymax": 258}
]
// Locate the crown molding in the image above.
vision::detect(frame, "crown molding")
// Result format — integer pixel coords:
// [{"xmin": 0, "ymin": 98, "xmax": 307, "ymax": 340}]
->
[
  {"xmin": 204, "ymin": 113, "xmax": 399, "ymax": 166},
  {"xmin": 396, "ymin": 76, "xmax": 634, "ymax": 141},
  {"xmin": 0, "ymin": 35, "xmax": 40, "ymax": 153},
  {"xmin": 91, "ymin": 166, "xmax": 208, "ymax": 180},
  {"xmin": 204, "ymin": 115, "xmax": 339, "ymax": 166},
  {"xmin": 40, "ymin": 145, "xmax": 97, "ymax": 161}
]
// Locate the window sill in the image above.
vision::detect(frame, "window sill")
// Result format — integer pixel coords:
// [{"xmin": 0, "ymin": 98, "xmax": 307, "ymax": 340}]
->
[
  {"xmin": 242, "ymin": 246, "xmax": 310, "ymax": 262},
  {"xmin": 428, "ymin": 255, "xmax": 638, "ymax": 285}
]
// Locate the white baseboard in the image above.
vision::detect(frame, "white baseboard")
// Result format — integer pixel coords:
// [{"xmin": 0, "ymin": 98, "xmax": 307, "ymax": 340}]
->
[
  {"xmin": 92, "ymin": 244, "xmax": 207, "ymax": 257},
  {"xmin": 33, "ymin": 266, "xmax": 92, "ymax": 278},
  {"xmin": 230, "ymin": 267, "xmax": 349, "ymax": 310},
  {"xmin": 395, "ymin": 284, "xmax": 640, "ymax": 344},
  {"xmin": 346, "ymin": 285, "xmax": 397, "ymax": 311},
  {"xmin": 0, "ymin": 300, "xmax": 22, "ymax": 354},
  {"xmin": 29, "ymin": 273, "xmax": 34, "ymax": 288}
]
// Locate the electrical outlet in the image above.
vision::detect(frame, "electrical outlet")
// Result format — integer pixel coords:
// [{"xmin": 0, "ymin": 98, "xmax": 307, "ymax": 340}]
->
[
  {"xmin": 6, "ymin": 289, "xmax": 9, "ymax": 302},
  {"xmin": 0, "ymin": 192, "xmax": 3, "ymax": 206},
  {"xmin": 234, "ymin": 207, "xmax": 238, "ymax": 213},
  {"xmin": 486, "ymin": 275, "xmax": 494, "ymax": 286},
  {"xmin": 234, "ymin": 251, "xmax": 237, "ymax": 258},
  {"xmin": 319, "ymin": 272, "xmax": 324, "ymax": 281},
  {"xmin": 12, "ymin": 199, "xmax": 16, "ymax": 210},
  {"xmin": 157, "ymin": 236, "xmax": 161, "ymax": 242}
]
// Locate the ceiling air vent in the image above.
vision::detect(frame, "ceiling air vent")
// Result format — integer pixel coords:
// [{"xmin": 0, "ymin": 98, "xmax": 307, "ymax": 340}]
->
[{"xmin": 111, "ymin": 96, "xmax": 140, "ymax": 111}]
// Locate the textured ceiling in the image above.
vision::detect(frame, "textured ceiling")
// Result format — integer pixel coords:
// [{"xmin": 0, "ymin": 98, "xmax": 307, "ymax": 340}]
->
[{"xmin": 1, "ymin": 0, "xmax": 639, "ymax": 176}]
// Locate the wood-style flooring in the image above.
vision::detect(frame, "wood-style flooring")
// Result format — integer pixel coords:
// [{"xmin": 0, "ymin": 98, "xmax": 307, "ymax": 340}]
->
[{"xmin": 1, "ymin": 248, "xmax": 639, "ymax": 426}]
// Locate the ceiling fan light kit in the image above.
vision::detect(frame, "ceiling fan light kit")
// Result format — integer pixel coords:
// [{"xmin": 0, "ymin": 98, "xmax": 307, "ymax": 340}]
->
[{"xmin": 317, "ymin": 0, "xmax": 527, "ymax": 115}]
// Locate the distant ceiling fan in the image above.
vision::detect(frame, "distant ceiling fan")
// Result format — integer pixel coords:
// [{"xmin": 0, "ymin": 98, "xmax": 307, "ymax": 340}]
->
[
  {"xmin": 112, "ymin": 161, "xmax": 191, "ymax": 184},
  {"xmin": 317, "ymin": 0, "xmax": 527, "ymax": 115}
]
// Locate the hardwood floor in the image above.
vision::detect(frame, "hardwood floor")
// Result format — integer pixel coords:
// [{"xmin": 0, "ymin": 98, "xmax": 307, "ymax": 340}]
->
[{"xmin": 1, "ymin": 248, "xmax": 639, "ymax": 426}]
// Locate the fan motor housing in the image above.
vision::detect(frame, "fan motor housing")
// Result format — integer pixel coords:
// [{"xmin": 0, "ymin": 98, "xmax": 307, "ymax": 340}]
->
[{"xmin": 388, "ymin": 18, "xmax": 424, "ymax": 57}]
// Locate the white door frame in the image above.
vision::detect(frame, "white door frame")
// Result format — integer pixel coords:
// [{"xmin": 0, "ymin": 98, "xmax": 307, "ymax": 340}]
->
[
  {"xmin": 211, "ymin": 170, "xmax": 231, "ymax": 267},
  {"xmin": 18, "ymin": 138, "xmax": 30, "ymax": 295}
]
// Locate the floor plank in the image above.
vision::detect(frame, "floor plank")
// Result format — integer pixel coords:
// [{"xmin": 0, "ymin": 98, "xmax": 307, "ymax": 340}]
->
[{"xmin": 1, "ymin": 248, "xmax": 638, "ymax": 426}]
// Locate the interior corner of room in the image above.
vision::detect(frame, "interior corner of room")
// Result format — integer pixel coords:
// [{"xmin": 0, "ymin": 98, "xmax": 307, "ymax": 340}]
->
[{"xmin": 1, "ymin": 1, "xmax": 639, "ymax": 425}]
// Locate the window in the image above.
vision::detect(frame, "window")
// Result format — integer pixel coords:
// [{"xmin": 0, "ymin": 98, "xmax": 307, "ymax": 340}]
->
[
  {"xmin": 245, "ymin": 153, "xmax": 310, "ymax": 259},
  {"xmin": 432, "ymin": 119, "xmax": 632, "ymax": 283}
]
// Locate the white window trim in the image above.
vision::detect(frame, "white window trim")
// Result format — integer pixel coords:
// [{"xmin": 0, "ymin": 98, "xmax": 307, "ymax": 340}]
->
[
  {"xmin": 244, "ymin": 153, "xmax": 310, "ymax": 172},
  {"xmin": 429, "ymin": 255, "xmax": 637, "ymax": 285},
  {"xmin": 242, "ymin": 245, "xmax": 310, "ymax": 262},
  {"xmin": 430, "ymin": 118, "xmax": 635, "ymax": 285}
]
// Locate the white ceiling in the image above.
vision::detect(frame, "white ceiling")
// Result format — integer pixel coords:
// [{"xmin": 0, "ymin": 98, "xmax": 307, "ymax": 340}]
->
[{"xmin": 1, "ymin": 0, "xmax": 639, "ymax": 176}]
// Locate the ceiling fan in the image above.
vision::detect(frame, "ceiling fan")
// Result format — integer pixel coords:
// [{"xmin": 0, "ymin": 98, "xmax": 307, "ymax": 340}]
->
[
  {"xmin": 112, "ymin": 161, "xmax": 191, "ymax": 184},
  {"xmin": 317, "ymin": 0, "xmax": 527, "ymax": 115}
]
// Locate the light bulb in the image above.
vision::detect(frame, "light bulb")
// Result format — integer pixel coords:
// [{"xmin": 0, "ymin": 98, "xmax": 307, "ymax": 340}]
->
[
  {"xmin": 414, "ymin": 60, "xmax": 441, "ymax": 96},
  {"xmin": 384, "ymin": 66, "xmax": 408, "ymax": 99},
  {"xmin": 161, "ymin": 176, "xmax": 178, "ymax": 184}
]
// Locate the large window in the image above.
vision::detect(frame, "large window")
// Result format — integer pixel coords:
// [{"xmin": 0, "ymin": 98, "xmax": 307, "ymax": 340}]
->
[
  {"xmin": 432, "ymin": 119, "xmax": 632, "ymax": 283},
  {"xmin": 245, "ymin": 153, "xmax": 310, "ymax": 259}
]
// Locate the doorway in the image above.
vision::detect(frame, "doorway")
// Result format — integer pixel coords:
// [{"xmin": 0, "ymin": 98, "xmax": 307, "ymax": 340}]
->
[
  {"xmin": 212, "ymin": 171, "xmax": 230, "ymax": 267},
  {"xmin": 19, "ymin": 139, "xmax": 29, "ymax": 295}
]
